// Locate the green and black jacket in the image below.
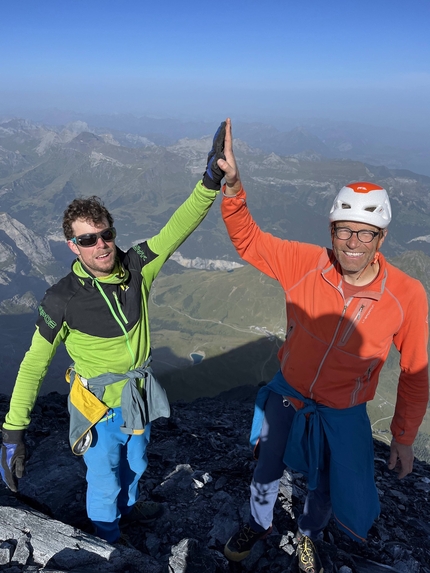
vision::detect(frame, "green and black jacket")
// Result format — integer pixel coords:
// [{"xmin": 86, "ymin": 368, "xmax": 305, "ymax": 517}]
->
[{"xmin": 4, "ymin": 181, "xmax": 218, "ymax": 430}]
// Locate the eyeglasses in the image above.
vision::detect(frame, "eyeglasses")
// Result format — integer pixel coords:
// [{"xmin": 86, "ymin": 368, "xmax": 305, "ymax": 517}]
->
[
  {"xmin": 334, "ymin": 227, "xmax": 380, "ymax": 243},
  {"xmin": 71, "ymin": 227, "xmax": 116, "ymax": 248}
]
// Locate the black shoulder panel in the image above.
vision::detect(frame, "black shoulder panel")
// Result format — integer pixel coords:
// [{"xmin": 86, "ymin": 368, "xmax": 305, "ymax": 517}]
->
[
  {"xmin": 36, "ymin": 272, "xmax": 80, "ymax": 344},
  {"xmin": 121, "ymin": 242, "xmax": 158, "ymax": 270}
]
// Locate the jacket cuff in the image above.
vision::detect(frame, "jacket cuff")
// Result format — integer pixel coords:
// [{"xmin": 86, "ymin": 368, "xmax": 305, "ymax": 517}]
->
[
  {"xmin": 1, "ymin": 426, "xmax": 26, "ymax": 444},
  {"xmin": 197, "ymin": 179, "xmax": 219, "ymax": 197},
  {"xmin": 390, "ymin": 420, "xmax": 415, "ymax": 446},
  {"xmin": 221, "ymin": 183, "xmax": 245, "ymax": 198}
]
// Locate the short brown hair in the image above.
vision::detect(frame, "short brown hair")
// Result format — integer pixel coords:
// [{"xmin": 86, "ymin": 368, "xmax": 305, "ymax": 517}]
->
[{"xmin": 62, "ymin": 196, "xmax": 114, "ymax": 240}]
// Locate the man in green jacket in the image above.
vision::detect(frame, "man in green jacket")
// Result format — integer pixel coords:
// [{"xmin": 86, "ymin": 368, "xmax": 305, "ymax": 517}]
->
[{"xmin": 0, "ymin": 122, "xmax": 226, "ymax": 543}]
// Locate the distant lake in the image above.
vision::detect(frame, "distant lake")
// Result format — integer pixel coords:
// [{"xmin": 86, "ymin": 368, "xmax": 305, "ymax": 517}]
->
[{"xmin": 190, "ymin": 352, "xmax": 204, "ymax": 365}]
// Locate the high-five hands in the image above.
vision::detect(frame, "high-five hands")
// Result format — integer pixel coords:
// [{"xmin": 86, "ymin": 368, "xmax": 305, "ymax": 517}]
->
[
  {"xmin": 203, "ymin": 121, "xmax": 226, "ymax": 190},
  {"xmin": 217, "ymin": 118, "xmax": 241, "ymax": 196}
]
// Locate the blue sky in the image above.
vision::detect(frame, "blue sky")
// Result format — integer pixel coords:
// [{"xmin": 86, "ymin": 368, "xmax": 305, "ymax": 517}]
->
[{"xmin": 1, "ymin": 0, "xmax": 429, "ymax": 131}]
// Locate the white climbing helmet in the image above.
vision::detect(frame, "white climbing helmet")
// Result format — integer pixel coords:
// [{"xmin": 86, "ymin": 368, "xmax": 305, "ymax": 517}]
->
[{"xmin": 329, "ymin": 182, "xmax": 392, "ymax": 229}]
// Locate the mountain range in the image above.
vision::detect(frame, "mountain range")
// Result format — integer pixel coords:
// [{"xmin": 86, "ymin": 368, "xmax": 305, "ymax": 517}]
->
[
  {"xmin": 4, "ymin": 109, "xmax": 430, "ymax": 176},
  {"xmin": 0, "ymin": 114, "xmax": 429, "ymax": 463}
]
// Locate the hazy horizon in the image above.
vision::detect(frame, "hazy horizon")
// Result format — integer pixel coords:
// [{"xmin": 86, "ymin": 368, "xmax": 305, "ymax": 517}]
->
[{"xmin": 1, "ymin": 0, "xmax": 430, "ymax": 134}]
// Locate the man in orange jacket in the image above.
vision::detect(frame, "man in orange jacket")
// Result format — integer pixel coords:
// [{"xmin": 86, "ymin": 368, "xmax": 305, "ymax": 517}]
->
[{"xmin": 219, "ymin": 119, "xmax": 429, "ymax": 572}]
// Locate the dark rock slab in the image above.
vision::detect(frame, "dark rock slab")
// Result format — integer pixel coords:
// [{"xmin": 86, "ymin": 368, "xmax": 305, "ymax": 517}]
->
[
  {"xmin": 0, "ymin": 505, "xmax": 161, "ymax": 572},
  {"xmin": 1, "ymin": 387, "xmax": 430, "ymax": 572}
]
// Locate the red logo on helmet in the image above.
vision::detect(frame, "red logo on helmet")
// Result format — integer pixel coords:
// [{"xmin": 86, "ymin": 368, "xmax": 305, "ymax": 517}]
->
[{"xmin": 348, "ymin": 182, "xmax": 384, "ymax": 194}]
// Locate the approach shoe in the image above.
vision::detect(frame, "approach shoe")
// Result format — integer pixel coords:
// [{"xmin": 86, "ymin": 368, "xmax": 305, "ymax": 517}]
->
[
  {"xmin": 120, "ymin": 500, "xmax": 163, "ymax": 526},
  {"xmin": 224, "ymin": 523, "xmax": 272, "ymax": 562},
  {"xmin": 296, "ymin": 534, "xmax": 324, "ymax": 573},
  {"xmin": 113, "ymin": 532, "xmax": 136, "ymax": 549}
]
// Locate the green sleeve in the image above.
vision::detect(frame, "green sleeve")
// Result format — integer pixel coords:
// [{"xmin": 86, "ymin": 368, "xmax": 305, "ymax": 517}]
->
[
  {"xmin": 3, "ymin": 325, "xmax": 66, "ymax": 430},
  {"xmin": 145, "ymin": 180, "xmax": 218, "ymax": 283}
]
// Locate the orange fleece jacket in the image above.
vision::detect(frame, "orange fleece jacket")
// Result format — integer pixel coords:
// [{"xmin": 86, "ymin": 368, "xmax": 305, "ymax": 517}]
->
[{"xmin": 222, "ymin": 187, "xmax": 429, "ymax": 445}]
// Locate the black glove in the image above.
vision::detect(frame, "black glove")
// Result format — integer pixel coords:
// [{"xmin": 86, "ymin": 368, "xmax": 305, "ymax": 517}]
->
[
  {"xmin": 1, "ymin": 427, "xmax": 26, "ymax": 492},
  {"xmin": 202, "ymin": 121, "xmax": 226, "ymax": 190}
]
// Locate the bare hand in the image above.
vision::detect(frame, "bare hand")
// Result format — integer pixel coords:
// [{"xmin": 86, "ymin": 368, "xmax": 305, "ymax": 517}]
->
[
  {"xmin": 387, "ymin": 439, "xmax": 414, "ymax": 479},
  {"xmin": 217, "ymin": 118, "xmax": 241, "ymax": 196}
]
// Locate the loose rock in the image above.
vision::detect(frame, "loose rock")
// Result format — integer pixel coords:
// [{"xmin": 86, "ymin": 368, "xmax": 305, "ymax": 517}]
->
[{"xmin": 1, "ymin": 388, "xmax": 430, "ymax": 572}]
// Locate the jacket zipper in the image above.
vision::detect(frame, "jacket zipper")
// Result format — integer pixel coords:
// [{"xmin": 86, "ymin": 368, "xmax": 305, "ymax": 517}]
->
[
  {"xmin": 93, "ymin": 281, "xmax": 136, "ymax": 367},
  {"xmin": 280, "ymin": 324, "xmax": 294, "ymax": 370},
  {"xmin": 309, "ymin": 302, "xmax": 349, "ymax": 395},
  {"xmin": 113, "ymin": 292, "xmax": 129, "ymax": 324},
  {"xmin": 350, "ymin": 365, "xmax": 374, "ymax": 406},
  {"xmin": 339, "ymin": 303, "xmax": 365, "ymax": 345}
]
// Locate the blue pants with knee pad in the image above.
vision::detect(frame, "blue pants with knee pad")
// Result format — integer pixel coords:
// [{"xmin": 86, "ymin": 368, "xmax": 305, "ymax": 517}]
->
[
  {"xmin": 250, "ymin": 391, "xmax": 332, "ymax": 539},
  {"xmin": 83, "ymin": 406, "xmax": 151, "ymax": 542}
]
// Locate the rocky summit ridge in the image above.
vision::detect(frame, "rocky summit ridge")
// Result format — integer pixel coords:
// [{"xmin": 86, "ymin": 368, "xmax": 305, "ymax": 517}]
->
[{"xmin": 1, "ymin": 386, "xmax": 430, "ymax": 573}]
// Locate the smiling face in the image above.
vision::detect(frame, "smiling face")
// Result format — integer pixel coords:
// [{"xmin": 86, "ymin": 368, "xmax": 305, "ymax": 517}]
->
[
  {"xmin": 67, "ymin": 217, "xmax": 117, "ymax": 277},
  {"xmin": 332, "ymin": 221, "xmax": 386, "ymax": 285}
]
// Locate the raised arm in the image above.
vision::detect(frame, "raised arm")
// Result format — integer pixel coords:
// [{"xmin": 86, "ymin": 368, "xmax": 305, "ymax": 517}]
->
[{"xmin": 219, "ymin": 119, "xmax": 300, "ymax": 282}]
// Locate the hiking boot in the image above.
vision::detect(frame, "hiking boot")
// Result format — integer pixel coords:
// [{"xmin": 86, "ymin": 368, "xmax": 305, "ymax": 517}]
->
[
  {"xmin": 224, "ymin": 523, "xmax": 272, "ymax": 562},
  {"xmin": 114, "ymin": 532, "xmax": 136, "ymax": 549},
  {"xmin": 120, "ymin": 500, "xmax": 163, "ymax": 526},
  {"xmin": 296, "ymin": 534, "xmax": 324, "ymax": 573}
]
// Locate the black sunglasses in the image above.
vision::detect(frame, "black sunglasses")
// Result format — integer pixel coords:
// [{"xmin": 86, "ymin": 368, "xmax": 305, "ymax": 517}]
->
[{"xmin": 71, "ymin": 227, "xmax": 116, "ymax": 248}]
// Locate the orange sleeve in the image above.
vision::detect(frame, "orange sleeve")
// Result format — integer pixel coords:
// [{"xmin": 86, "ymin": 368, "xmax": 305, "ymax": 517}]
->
[
  {"xmin": 221, "ymin": 186, "xmax": 286, "ymax": 280},
  {"xmin": 221, "ymin": 186, "xmax": 322, "ymax": 287},
  {"xmin": 391, "ymin": 280, "xmax": 429, "ymax": 445}
]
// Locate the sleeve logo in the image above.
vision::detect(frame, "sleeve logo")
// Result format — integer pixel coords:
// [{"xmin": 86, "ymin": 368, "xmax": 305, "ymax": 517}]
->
[
  {"xmin": 132, "ymin": 244, "xmax": 148, "ymax": 261},
  {"xmin": 38, "ymin": 306, "xmax": 57, "ymax": 329}
]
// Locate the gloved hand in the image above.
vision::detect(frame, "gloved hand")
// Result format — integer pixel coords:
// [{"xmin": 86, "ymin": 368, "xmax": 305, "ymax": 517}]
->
[
  {"xmin": 1, "ymin": 427, "xmax": 26, "ymax": 492},
  {"xmin": 202, "ymin": 121, "xmax": 226, "ymax": 190}
]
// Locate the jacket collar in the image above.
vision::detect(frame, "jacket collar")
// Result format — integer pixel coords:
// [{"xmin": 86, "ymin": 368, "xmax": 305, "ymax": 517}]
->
[
  {"xmin": 322, "ymin": 248, "xmax": 387, "ymax": 301},
  {"xmin": 72, "ymin": 258, "xmax": 130, "ymax": 286}
]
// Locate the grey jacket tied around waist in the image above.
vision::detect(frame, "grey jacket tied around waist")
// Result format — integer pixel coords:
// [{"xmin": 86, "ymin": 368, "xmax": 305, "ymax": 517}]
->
[
  {"xmin": 87, "ymin": 360, "xmax": 171, "ymax": 433},
  {"xmin": 67, "ymin": 356, "xmax": 171, "ymax": 455}
]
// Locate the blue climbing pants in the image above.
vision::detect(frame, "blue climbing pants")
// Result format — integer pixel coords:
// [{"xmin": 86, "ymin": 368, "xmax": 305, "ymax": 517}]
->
[{"xmin": 83, "ymin": 406, "xmax": 151, "ymax": 542}]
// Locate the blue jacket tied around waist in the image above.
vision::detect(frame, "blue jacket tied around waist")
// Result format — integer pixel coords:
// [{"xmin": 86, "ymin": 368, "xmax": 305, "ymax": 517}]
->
[{"xmin": 250, "ymin": 370, "xmax": 380, "ymax": 542}]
